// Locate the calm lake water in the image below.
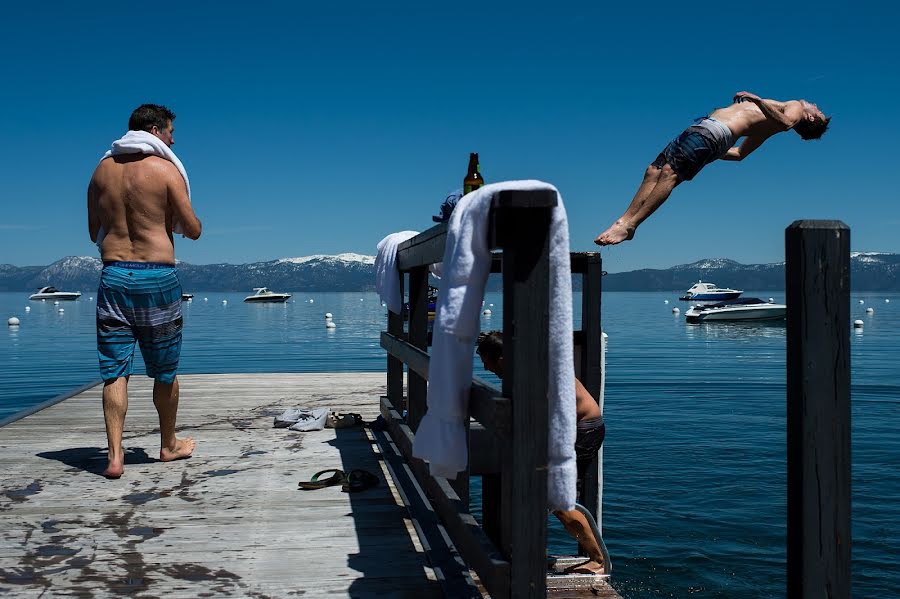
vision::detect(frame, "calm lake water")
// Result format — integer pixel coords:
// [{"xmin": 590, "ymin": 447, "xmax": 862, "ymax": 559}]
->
[{"xmin": 1, "ymin": 290, "xmax": 897, "ymax": 598}]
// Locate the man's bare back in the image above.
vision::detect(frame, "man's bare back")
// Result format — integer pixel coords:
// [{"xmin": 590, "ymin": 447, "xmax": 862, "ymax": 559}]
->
[{"xmin": 88, "ymin": 154, "xmax": 200, "ymax": 263}]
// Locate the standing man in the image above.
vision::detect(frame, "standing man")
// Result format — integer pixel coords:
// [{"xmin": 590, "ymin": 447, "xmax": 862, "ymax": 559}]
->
[
  {"xmin": 87, "ymin": 104, "xmax": 202, "ymax": 479},
  {"xmin": 595, "ymin": 92, "xmax": 830, "ymax": 246}
]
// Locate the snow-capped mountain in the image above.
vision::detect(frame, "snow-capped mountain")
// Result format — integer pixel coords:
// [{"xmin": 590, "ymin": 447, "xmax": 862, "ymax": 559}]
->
[{"xmin": 1, "ymin": 253, "xmax": 898, "ymax": 292}]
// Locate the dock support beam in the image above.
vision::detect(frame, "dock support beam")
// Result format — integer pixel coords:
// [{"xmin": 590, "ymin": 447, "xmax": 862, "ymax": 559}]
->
[{"xmin": 785, "ymin": 220, "xmax": 851, "ymax": 599}]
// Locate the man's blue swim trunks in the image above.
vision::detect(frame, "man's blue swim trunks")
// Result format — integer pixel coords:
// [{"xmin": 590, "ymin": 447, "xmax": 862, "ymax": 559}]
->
[
  {"xmin": 651, "ymin": 117, "xmax": 735, "ymax": 181},
  {"xmin": 96, "ymin": 262, "xmax": 183, "ymax": 383}
]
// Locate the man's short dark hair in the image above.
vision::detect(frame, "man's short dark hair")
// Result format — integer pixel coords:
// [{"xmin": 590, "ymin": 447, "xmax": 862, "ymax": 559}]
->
[
  {"xmin": 794, "ymin": 114, "xmax": 831, "ymax": 140},
  {"xmin": 128, "ymin": 104, "xmax": 176, "ymax": 132},
  {"xmin": 476, "ymin": 330, "xmax": 503, "ymax": 361}
]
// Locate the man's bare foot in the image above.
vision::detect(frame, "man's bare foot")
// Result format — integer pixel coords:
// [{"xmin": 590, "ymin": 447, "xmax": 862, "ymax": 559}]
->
[
  {"xmin": 160, "ymin": 437, "xmax": 195, "ymax": 462},
  {"xmin": 103, "ymin": 456, "xmax": 124, "ymax": 479},
  {"xmin": 594, "ymin": 220, "xmax": 635, "ymax": 246},
  {"xmin": 565, "ymin": 558, "xmax": 606, "ymax": 575}
]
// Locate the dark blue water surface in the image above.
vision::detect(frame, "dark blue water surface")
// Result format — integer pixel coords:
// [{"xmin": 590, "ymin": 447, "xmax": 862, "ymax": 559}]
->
[{"xmin": 2, "ymin": 290, "xmax": 897, "ymax": 598}]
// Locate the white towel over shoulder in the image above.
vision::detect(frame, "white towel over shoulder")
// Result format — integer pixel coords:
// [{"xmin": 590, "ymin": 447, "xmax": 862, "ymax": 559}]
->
[
  {"xmin": 412, "ymin": 180, "xmax": 576, "ymax": 512},
  {"xmin": 100, "ymin": 130, "xmax": 192, "ymax": 235}
]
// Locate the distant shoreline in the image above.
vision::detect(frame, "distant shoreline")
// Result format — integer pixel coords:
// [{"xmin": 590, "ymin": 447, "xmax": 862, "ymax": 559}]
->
[{"xmin": 2, "ymin": 253, "xmax": 899, "ymax": 292}]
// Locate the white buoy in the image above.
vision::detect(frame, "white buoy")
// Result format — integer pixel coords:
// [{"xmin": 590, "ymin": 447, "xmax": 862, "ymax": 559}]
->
[
  {"xmin": 89, "ymin": 297, "xmax": 93, "ymax": 300},
  {"xmin": 768, "ymin": 297, "xmax": 775, "ymax": 303},
  {"xmin": 866, "ymin": 307, "xmax": 874, "ymax": 314},
  {"xmin": 859, "ymin": 299, "xmax": 864, "ymax": 304},
  {"xmin": 664, "ymin": 300, "xmax": 669, "ymax": 304},
  {"xmin": 360, "ymin": 298, "xmax": 364, "ymax": 302},
  {"xmin": 309, "ymin": 299, "xmax": 314, "ymax": 304},
  {"xmin": 325, "ymin": 312, "xmax": 333, "ymax": 319},
  {"xmin": 325, "ymin": 321, "xmax": 336, "ymax": 329},
  {"xmin": 204, "ymin": 297, "xmax": 208, "ymax": 302},
  {"xmin": 489, "ymin": 303, "xmax": 494, "ymax": 307},
  {"xmin": 54, "ymin": 301, "xmax": 59, "ymax": 305},
  {"xmin": 672, "ymin": 307, "xmax": 680, "ymax": 314},
  {"xmin": 24, "ymin": 306, "xmax": 31, "ymax": 312},
  {"xmin": 853, "ymin": 319, "xmax": 864, "ymax": 328},
  {"xmin": 222, "ymin": 300, "xmax": 227, "ymax": 305},
  {"xmin": 41, "ymin": 299, "xmax": 46, "ymax": 302},
  {"xmin": 886, "ymin": 299, "xmax": 891, "ymax": 303},
  {"xmin": 8, "ymin": 317, "xmax": 20, "ymax": 326},
  {"xmin": 58, "ymin": 308, "xmax": 64, "ymax": 313},
  {"xmin": 483, "ymin": 309, "xmax": 492, "ymax": 315}
]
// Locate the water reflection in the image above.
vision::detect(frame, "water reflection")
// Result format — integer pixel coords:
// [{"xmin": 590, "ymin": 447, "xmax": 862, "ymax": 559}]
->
[{"xmin": 684, "ymin": 319, "xmax": 787, "ymax": 341}]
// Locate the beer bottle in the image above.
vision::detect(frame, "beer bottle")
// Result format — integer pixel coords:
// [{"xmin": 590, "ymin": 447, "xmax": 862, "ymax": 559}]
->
[{"xmin": 463, "ymin": 153, "xmax": 484, "ymax": 195}]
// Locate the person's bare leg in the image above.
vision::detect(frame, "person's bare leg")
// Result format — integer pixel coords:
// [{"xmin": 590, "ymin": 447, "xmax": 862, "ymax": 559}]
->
[
  {"xmin": 595, "ymin": 164, "xmax": 681, "ymax": 246},
  {"xmin": 154, "ymin": 377, "xmax": 195, "ymax": 462},
  {"xmin": 102, "ymin": 377, "xmax": 129, "ymax": 478},
  {"xmin": 553, "ymin": 509, "xmax": 606, "ymax": 574}
]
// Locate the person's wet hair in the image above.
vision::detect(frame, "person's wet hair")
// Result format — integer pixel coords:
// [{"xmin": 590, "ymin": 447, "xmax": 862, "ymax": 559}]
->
[
  {"xmin": 476, "ymin": 330, "xmax": 503, "ymax": 361},
  {"xmin": 128, "ymin": 104, "xmax": 176, "ymax": 132},
  {"xmin": 794, "ymin": 114, "xmax": 831, "ymax": 140}
]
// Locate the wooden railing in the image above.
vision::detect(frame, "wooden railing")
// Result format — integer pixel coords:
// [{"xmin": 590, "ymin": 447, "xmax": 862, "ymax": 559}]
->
[{"xmin": 380, "ymin": 189, "xmax": 604, "ymax": 598}]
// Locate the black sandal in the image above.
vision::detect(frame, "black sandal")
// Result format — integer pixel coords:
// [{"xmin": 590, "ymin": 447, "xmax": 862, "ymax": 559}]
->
[
  {"xmin": 341, "ymin": 469, "xmax": 380, "ymax": 493},
  {"xmin": 298, "ymin": 468, "xmax": 345, "ymax": 490}
]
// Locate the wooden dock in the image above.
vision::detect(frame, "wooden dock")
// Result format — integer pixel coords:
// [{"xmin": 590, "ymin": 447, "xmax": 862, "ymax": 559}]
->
[{"xmin": 0, "ymin": 373, "xmax": 444, "ymax": 598}]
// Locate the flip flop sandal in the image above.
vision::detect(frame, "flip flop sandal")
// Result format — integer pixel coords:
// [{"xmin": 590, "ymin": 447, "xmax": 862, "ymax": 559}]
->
[
  {"xmin": 341, "ymin": 469, "xmax": 380, "ymax": 493},
  {"xmin": 297, "ymin": 468, "xmax": 345, "ymax": 490}
]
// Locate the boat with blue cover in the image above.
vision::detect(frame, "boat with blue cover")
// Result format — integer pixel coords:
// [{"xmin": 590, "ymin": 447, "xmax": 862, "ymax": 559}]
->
[{"xmin": 679, "ymin": 280, "xmax": 743, "ymax": 301}]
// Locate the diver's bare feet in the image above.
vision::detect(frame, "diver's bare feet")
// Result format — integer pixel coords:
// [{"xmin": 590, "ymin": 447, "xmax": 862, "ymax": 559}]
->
[
  {"xmin": 160, "ymin": 437, "xmax": 195, "ymax": 462},
  {"xmin": 594, "ymin": 220, "xmax": 635, "ymax": 246},
  {"xmin": 565, "ymin": 558, "xmax": 606, "ymax": 575},
  {"xmin": 103, "ymin": 454, "xmax": 124, "ymax": 479}
]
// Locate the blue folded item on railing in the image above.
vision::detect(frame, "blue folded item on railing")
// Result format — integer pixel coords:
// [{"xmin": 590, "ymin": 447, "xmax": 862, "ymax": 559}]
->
[{"xmin": 432, "ymin": 189, "xmax": 464, "ymax": 223}]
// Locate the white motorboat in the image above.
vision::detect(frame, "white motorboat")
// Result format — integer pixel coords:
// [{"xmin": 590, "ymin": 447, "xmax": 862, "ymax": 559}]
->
[
  {"xmin": 243, "ymin": 287, "xmax": 291, "ymax": 303},
  {"xmin": 685, "ymin": 298, "xmax": 786, "ymax": 322},
  {"xmin": 679, "ymin": 280, "xmax": 743, "ymax": 301},
  {"xmin": 29, "ymin": 286, "xmax": 82, "ymax": 301}
]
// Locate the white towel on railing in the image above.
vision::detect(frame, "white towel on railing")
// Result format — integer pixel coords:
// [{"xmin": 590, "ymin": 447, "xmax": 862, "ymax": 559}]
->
[
  {"xmin": 99, "ymin": 130, "xmax": 192, "ymax": 238},
  {"xmin": 412, "ymin": 180, "xmax": 576, "ymax": 512},
  {"xmin": 375, "ymin": 231, "xmax": 419, "ymax": 314}
]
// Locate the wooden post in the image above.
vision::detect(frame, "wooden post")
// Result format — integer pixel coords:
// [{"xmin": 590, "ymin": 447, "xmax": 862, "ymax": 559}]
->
[
  {"xmin": 407, "ymin": 265, "xmax": 429, "ymax": 432},
  {"xmin": 579, "ymin": 253, "xmax": 604, "ymax": 535},
  {"xmin": 386, "ymin": 273, "xmax": 405, "ymax": 414},
  {"xmin": 496, "ymin": 192, "xmax": 554, "ymax": 599},
  {"xmin": 785, "ymin": 220, "xmax": 851, "ymax": 599}
]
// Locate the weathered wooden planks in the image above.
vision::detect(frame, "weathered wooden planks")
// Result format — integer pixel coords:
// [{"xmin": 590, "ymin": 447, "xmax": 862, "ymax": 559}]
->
[{"xmin": 0, "ymin": 373, "xmax": 441, "ymax": 598}]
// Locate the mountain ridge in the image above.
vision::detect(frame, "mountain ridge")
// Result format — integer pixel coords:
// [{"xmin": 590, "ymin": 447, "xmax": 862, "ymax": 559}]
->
[{"xmin": 2, "ymin": 253, "xmax": 898, "ymax": 292}]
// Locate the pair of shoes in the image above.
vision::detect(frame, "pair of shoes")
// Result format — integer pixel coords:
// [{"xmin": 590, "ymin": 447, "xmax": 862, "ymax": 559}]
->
[
  {"xmin": 275, "ymin": 407, "xmax": 328, "ymax": 430},
  {"xmin": 297, "ymin": 468, "xmax": 380, "ymax": 493},
  {"xmin": 326, "ymin": 412, "xmax": 363, "ymax": 429}
]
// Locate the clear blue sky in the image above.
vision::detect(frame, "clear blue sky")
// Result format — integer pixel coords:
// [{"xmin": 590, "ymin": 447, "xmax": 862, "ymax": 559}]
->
[{"xmin": 1, "ymin": 1, "xmax": 897, "ymax": 272}]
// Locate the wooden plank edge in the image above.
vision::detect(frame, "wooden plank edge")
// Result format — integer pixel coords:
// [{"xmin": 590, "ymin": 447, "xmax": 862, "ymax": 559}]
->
[
  {"xmin": 0, "ymin": 379, "xmax": 102, "ymax": 428},
  {"xmin": 379, "ymin": 397, "xmax": 511, "ymax": 598}
]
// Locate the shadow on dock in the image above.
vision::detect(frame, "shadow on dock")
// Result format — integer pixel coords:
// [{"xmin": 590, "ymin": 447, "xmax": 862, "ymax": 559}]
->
[{"xmin": 37, "ymin": 446, "xmax": 155, "ymax": 477}]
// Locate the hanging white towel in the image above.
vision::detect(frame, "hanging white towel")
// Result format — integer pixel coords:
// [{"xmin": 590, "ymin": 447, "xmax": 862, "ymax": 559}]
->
[
  {"xmin": 99, "ymin": 130, "xmax": 192, "ymax": 237},
  {"xmin": 412, "ymin": 180, "xmax": 576, "ymax": 512},
  {"xmin": 375, "ymin": 231, "xmax": 420, "ymax": 314}
]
